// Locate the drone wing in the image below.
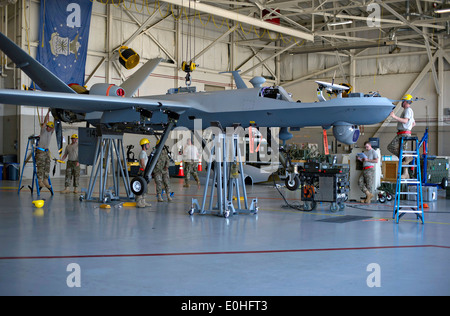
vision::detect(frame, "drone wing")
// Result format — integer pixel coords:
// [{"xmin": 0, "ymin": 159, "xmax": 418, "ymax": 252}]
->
[
  {"xmin": 0, "ymin": 32, "xmax": 75, "ymax": 93},
  {"xmin": 0, "ymin": 89, "xmax": 192, "ymax": 113}
]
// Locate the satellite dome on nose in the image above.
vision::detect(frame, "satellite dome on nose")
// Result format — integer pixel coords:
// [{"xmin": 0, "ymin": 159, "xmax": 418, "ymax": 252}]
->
[{"xmin": 250, "ymin": 76, "xmax": 266, "ymax": 88}]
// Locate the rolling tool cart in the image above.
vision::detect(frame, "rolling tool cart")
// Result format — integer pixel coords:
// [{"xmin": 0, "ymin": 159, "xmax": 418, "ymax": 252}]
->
[{"xmin": 298, "ymin": 161, "xmax": 349, "ymax": 212}]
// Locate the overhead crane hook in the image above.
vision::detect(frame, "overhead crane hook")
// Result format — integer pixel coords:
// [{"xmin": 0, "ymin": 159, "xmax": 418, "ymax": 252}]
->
[
  {"xmin": 182, "ymin": 60, "xmax": 197, "ymax": 86},
  {"xmin": 180, "ymin": 0, "xmax": 197, "ymax": 87}
]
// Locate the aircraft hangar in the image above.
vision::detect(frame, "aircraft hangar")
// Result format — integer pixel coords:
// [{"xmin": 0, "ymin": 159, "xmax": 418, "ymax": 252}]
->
[{"xmin": 0, "ymin": 0, "xmax": 449, "ymax": 298}]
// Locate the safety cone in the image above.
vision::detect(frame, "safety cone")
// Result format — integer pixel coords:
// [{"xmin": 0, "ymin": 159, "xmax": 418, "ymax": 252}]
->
[
  {"xmin": 198, "ymin": 158, "xmax": 202, "ymax": 172},
  {"xmin": 178, "ymin": 161, "xmax": 185, "ymax": 177}
]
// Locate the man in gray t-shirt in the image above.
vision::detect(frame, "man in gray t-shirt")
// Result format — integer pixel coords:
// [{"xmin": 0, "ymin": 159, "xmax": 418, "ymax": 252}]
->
[
  {"xmin": 358, "ymin": 141, "xmax": 379, "ymax": 203},
  {"xmin": 387, "ymin": 95, "xmax": 416, "ymax": 178}
]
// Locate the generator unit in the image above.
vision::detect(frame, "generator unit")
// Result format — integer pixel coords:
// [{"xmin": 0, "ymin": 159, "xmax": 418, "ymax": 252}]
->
[{"xmin": 299, "ymin": 167, "xmax": 350, "ymax": 212}]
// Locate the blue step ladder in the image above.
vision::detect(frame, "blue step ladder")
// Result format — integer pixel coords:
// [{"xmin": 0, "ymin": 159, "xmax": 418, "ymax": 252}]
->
[
  {"xmin": 18, "ymin": 135, "xmax": 54, "ymax": 196},
  {"xmin": 393, "ymin": 136, "xmax": 424, "ymax": 224}
]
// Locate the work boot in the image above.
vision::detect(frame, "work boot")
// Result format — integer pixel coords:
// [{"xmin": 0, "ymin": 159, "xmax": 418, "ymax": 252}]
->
[
  {"xmin": 157, "ymin": 195, "xmax": 164, "ymax": 202},
  {"xmin": 364, "ymin": 190, "xmax": 374, "ymax": 204},
  {"xmin": 38, "ymin": 180, "xmax": 45, "ymax": 190},
  {"xmin": 61, "ymin": 187, "xmax": 70, "ymax": 194},
  {"xmin": 136, "ymin": 200, "xmax": 147, "ymax": 208},
  {"xmin": 167, "ymin": 193, "xmax": 173, "ymax": 202},
  {"xmin": 183, "ymin": 183, "xmax": 190, "ymax": 188},
  {"xmin": 73, "ymin": 187, "xmax": 78, "ymax": 194}
]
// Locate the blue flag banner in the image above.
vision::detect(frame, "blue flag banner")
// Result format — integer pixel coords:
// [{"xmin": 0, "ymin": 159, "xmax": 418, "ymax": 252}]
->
[{"xmin": 35, "ymin": 0, "xmax": 93, "ymax": 89}]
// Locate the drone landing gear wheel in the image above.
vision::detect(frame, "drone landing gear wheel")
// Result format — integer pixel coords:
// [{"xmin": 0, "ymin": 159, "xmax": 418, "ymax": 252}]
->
[{"xmin": 130, "ymin": 176, "xmax": 147, "ymax": 196}]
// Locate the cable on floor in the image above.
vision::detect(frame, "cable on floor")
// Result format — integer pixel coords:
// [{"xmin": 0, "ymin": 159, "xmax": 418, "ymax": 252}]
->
[{"xmin": 271, "ymin": 177, "xmax": 313, "ymax": 212}]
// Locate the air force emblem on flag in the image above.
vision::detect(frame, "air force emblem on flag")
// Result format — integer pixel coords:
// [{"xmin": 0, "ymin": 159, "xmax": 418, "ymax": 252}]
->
[
  {"xmin": 35, "ymin": 0, "xmax": 93, "ymax": 88},
  {"xmin": 49, "ymin": 33, "xmax": 80, "ymax": 58}
]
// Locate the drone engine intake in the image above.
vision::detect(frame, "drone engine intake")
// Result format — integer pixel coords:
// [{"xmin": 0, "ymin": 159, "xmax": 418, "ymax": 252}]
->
[
  {"xmin": 89, "ymin": 83, "xmax": 126, "ymax": 97},
  {"xmin": 332, "ymin": 122, "xmax": 360, "ymax": 145},
  {"xmin": 68, "ymin": 83, "xmax": 126, "ymax": 97}
]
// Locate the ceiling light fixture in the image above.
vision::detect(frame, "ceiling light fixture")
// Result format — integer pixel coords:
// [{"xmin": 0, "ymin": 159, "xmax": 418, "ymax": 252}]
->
[{"xmin": 328, "ymin": 20, "xmax": 353, "ymax": 26}]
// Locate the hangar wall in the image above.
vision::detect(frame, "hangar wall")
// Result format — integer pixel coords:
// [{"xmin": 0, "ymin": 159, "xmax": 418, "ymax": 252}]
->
[{"xmin": 0, "ymin": 0, "xmax": 449, "ymax": 179}]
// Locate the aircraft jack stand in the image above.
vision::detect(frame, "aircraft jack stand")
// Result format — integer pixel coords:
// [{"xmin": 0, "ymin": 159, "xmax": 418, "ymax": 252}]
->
[
  {"xmin": 18, "ymin": 135, "xmax": 54, "ymax": 196},
  {"xmin": 189, "ymin": 133, "xmax": 258, "ymax": 218},
  {"xmin": 80, "ymin": 133, "xmax": 133, "ymax": 203}
]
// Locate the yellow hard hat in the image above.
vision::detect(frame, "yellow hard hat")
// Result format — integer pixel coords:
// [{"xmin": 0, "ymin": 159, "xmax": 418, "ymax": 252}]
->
[
  {"xmin": 32, "ymin": 200, "xmax": 45, "ymax": 208},
  {"xmin": 71, "ymin": 134, "xmax": 78, "ymax": 139},
  {"xmin": 402, "ymin": 94, "xmax": 413, "ymax": 102},
  {"xmin": 46, "ymin": 121, "xmax": 55, "ymax": 128},
  {"xmin": 140, "ymin": 138, "xmax": 150, "ymax": 146}
]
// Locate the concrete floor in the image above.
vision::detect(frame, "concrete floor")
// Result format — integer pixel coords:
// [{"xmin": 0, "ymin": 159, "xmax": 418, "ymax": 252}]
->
[{"xmin": 0, "ymin": 176, "xmax": 449, "ymax": 296}]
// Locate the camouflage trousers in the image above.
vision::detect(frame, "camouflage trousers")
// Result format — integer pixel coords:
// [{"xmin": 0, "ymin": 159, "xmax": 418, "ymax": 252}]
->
[
  {"xmin": 65, "ymin": 160, "xmax": 80, "ymax": 188},
  {"xmin": 358, "ymin": 168, "xmax": 375, "ymax": 193},
  {"xmin": 154, "ymin": 170, "xmax": 170, "ymax": 195},
  {"xmin": 387, "ymin": 134, "xmax": 410, "ymax": 158},
  {"xmin": 184, "ymin": 161, "xmax": 199, "ymax": 184},
  {"xmin": 35, "ymin": 150, "xmax": 51, "ymax": 182}
]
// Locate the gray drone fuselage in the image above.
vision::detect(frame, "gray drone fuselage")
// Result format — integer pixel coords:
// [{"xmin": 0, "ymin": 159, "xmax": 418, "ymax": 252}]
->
[{"xmin": 147, "ymin": 87, "xmax": 393, "ymax": 130}]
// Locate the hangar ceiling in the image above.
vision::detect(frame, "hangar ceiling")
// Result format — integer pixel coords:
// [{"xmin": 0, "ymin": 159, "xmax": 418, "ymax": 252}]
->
[
  {"xmin": 94, "ymin": 0, "xmax": 449, "ymax": 86},
  {"xmin": 170, "ymin": 0, "xmax": 450, "ymax": 61},
  {"xmin": 186, "ymin": 0, "xmax": 449, "ymax": 48},
  {"xmin": 97, "ymin": 1, "xmax": 450, "ymax": 53}
]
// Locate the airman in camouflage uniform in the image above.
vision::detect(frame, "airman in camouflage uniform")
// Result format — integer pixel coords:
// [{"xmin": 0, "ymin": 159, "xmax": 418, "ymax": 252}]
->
[
  {"xmin": 36, "ymin": 109, "xmax": 54, "ymax": 190},
  {"xmin": 153, "ymin": 146, "xmax": 172, "ymax": 202},
  {"xmin": 61, "ymin": 134, "xmax": 80, "ymax": 193},
  {"xmin": 358, "ymin": 141, "xmax": 379, "ymax": 203}
]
